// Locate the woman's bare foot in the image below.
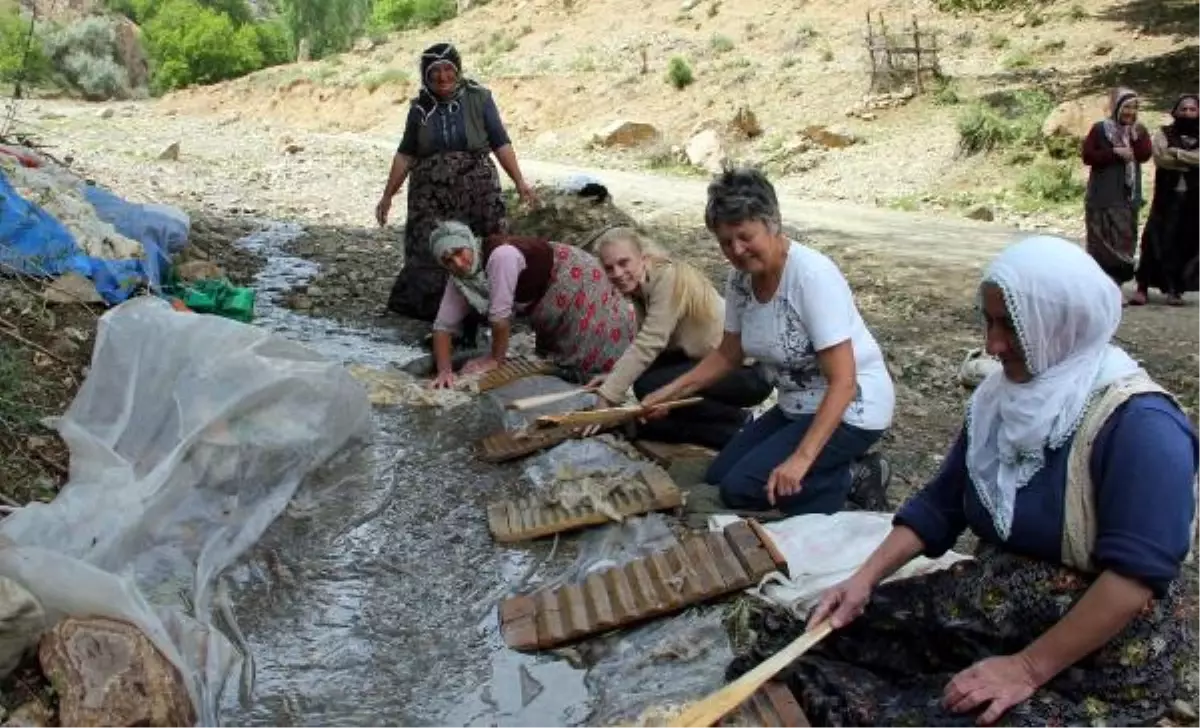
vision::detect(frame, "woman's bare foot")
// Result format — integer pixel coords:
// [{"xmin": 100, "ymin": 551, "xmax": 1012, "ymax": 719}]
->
[
  {"xmin": 1128, "ymin": 289, "xmax": 1148, "ymax": 306},
  {"xmin": 1167, "ymin": 293, "xmax": 1184, "ymax": 306}
]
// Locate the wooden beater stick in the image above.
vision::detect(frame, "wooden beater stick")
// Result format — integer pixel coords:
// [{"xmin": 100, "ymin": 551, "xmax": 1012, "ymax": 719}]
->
[{"xmin": 667, "ymin": 622, "xmax": 834, "ymax": 727}]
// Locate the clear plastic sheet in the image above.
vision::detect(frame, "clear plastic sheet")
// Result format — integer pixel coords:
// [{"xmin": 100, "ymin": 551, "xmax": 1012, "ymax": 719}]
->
[{"xmin": 0, "ymin": 297, "xmax": 371, "ymax": 725}]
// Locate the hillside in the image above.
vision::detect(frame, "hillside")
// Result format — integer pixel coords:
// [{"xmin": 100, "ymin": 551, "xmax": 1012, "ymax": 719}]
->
[{"xmin": 155, "ymin": 0, "xmax": 1198, "ymax": 226}]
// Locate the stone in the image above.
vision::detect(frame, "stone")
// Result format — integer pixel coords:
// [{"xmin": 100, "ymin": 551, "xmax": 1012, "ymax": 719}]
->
[
  {"xmin": 802, "ymin": 124, "xmax": 859, "ymax": 149},
  {"xmin": 1041, "ymin": 95, "xmax": 1109, "ymax": 144},
  {"xmin": 174, "ymin": 260, "xmax": 225, "ymax": 282},
  {"xmin": 965, "ymin": 204, "xmax": 995, "ymax": 222},
  {"xmin": 41, "ymin": 272, "xmax": 103, "ymax": 305},
  {"xmin": 39, "ymin": 617, "xmax": 196, "ymax": 728},
  {"xmin": 685, "ymin": 129, "xmax": 728, "ymax": 173},
  {"xmin": 158, "ymin": 142, "xmax": 180, "ymax": 161},
  {"xmin": 1091, "ymin": 41, "xmax": 1114, "ymax": 56},
  {"xmin": 96, "ymin": 108, "xmax": 113, "ymax": 120},
  {"xmin": 283, "ymin": 142, "xmax": 305, "ymax": 155},
  {"xmin": 112, "ymin": 16, "xmax": 149, "ymax": 90},
  {"xmin": 0, "ymin": 577, "xmax": 45, "ymax": 676},
  {"xmin": 2, "ymin": 701, "xmax": 51, "ymax": 728},
  {"xmin": 591, "ymin": 120, "xmax": 661, "ymax": 148},
  {"xmin": 1170, "ymin": 700, "xmax": 1198, "ymax": 722},
  {"xmin": 727, "ymin": 106, "xmax": 762, "ymax": 139}
]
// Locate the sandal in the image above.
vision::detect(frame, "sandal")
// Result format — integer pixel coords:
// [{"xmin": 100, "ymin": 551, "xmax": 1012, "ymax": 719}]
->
[{"xmin": 1167, "ymin": 294, "xmax": 1185, "ymax": 307}]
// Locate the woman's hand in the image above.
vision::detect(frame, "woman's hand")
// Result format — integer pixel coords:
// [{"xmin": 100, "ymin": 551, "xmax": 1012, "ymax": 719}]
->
[
  {"xmin": 637, "ymin": 386, "xmax": 676, "ymax": 420},
  {"xmin": 1113, "ymin": 146, "xmax": 1134, "ymax": 162},
  {"xmin": 462, "ymin": 356, "xmax": 501, "ymax": 376},
  {"xmin": 766, "ymin": 452, "xmax": 813, "ymax": 506},
  {"xmin": 375, "ymin": 195, "xmax": 393, "ymax": 226},
  {"xmin": 807, "ymin": 573, "xmax": 873, "ymax": 630},
  {"xmin": 943, "ymin": 655, "xmax": 1042, "ymax": 726},
  {"xmin": 430, "ymin": 370, "xmax": 457, "ymax": 389},
  {"xmin": 517, "ymin": 182, "xmax": 538, "ymax": 207}
]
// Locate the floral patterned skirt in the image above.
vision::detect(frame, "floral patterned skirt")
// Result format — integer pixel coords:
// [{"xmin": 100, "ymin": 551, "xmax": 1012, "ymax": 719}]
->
[
  {"xmin": 386, "ymin": 151, "xmax": 507, "ymax": 321},
  {"xmin": 726, "ymin": 543, "xmax": 1195, "ymax": 727},
  {"xmin": 528, "ymin": 243, "xmax": 636, "ymax": 378}
]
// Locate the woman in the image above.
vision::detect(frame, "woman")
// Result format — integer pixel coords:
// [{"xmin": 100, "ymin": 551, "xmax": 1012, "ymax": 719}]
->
[
  {"xmin": 1082, "ymin": 86, "xmax": 1153, "ymax": 286},
  {"xmin": 375, "ymin": 42, "xmax": 536, "ymax": 329},
  {"xmin": 587, "ymin": 228, "xmax": 773, "ymax": 449},
  {"xmin": 640, "ymin": 168, "xmax": 895, "ymax": 515},
  {"xmin": 426, "ymin": 221, "xmax": 636, "ymax": 388},
  {"xmin": 1132, "ymin": 93, "xmax": 1199, "ymax": 307},
  {"xmin": 740, "ymin": 236, "xmax": 1197, "ymax": 727}
]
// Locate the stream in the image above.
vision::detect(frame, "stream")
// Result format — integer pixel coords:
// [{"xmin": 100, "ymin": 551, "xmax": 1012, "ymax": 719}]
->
[{"xmin": 215, "ymin": 222, "xmax": 736, "ymax": 726}]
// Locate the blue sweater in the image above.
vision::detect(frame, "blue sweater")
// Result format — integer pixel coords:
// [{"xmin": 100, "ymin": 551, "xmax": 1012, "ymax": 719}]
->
[
  {"xmin": 396, "ymin": 95, "xmax": 511, "ymax": 158},
  {"xmin": 895, "ymin": 393, "xmax": 1198, "ymax": 596}
]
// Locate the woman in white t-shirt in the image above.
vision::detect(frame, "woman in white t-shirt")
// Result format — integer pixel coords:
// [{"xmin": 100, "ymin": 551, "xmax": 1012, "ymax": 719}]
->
[{"xmin": 641, "ymin": 168, "xmax": 895, "ymax": 515}]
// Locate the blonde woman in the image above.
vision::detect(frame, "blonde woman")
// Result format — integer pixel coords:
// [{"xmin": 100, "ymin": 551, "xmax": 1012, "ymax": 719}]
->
[{"xmin": 589, "ymin": 227, "xmax": 772, "ymax": 449}]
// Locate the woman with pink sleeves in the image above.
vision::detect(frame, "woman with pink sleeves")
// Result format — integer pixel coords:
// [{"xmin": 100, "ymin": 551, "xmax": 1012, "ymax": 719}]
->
[{"xmin": 425, "ymin": 220, "xmax": 637, "ymax": 389}]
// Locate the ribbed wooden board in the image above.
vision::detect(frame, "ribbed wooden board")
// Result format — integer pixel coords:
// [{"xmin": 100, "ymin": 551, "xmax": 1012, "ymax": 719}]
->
[
  {"xmin": 633, "ymin": 440, "xmax": 719, "ymax": 468},
  {"xmin": 487, "ymin": 467, "xmax": 682, "ymax": 543},
  {"xmin": 720, "ymin": 681, "xmax": 810, "ymax": 727},
  {"xmin": 499, "ymin": 520, "xmax": 786, "ymax": 651},
  {"xmin": 477, "ymin": 425, "xmax": 581, "ymax": 463},
  {"xmin": 477, "ymin": 358, "xmax": 557, "ymax": 392}
]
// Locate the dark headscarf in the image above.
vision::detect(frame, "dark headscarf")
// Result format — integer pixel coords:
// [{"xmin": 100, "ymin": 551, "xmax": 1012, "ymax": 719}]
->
[
  {"xmin": 1170, "ymin": 93, "xmax": 1199, "ymax": 143},
  {"xmin": 414, "ymin": 42, "xmax": 480, "ymax": 125}
]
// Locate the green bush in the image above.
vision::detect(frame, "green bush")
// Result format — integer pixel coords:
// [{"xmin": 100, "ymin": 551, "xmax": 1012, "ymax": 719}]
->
[
  {"xmin": 41, "ymin": 16, "xmax": 131, "ymax": 98},
  {"xmin": 370, "ymin": 0, "xmax": 456, "ymax": 30},
  {"xmin": 253, "ymin": 18, "xmax": 293, "ymax": 66},
  {"xmin": 666, "ymin": 55, "xmax": 693, "ymax": 89},
  {"xmin": 0, "ymin": 8, "xmax": 51, "ymax": 86},
  {"xmin": 1018, "ymin": 159, "xmax": 1083, "ymax": 204},
  {"xmin": 144, "ymin": 0, "xmax": 263, "ymax": 92},
  {"xmin": 935, "ymin": 0, "xmax": 1041, "ymax": 10},
  {"xmin": 956, "ymin": 89, "xmax": 1053, "ymax": 155}
]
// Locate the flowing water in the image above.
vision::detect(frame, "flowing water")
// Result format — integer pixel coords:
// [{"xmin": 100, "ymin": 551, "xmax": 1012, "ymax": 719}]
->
[{"xmin": 215, "ymin": 223, "xmax": 736, "ymax": 726}]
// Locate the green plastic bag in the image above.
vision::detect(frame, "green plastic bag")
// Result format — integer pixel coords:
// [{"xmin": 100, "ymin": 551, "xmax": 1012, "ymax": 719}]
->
[{"xmin": 164, "ymin": 272, "xmax": 256, "ymax": 323}]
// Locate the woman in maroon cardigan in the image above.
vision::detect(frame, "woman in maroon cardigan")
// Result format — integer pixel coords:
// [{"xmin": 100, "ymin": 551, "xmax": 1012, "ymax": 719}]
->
[{"xmin": 1081, "ymin": 87, "xmax": 1153, "ymax": 287}]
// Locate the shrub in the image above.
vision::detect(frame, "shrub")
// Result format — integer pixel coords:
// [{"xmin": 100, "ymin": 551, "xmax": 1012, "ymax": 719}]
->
[
  {"xmin": 956, "ymin": 89, "xmax": 1053, "ymax": 155},
  {"xmin": 41, "ymin": 16, "xmax": 132, "ymax": 98},
  {"xmin": 1018, "ymin": 159, "xmax": 1083, "ymax": 204},
  {"xmin": 144, "ymin": 0, "xmax": 263, "ymax": 92},
  {"xmin": 371, "ymin": 0, "xmax": 456, "ymax": 30},
  {"xmin": 0, "ymin": 8, "xmax": 51, "ymax": 86},
  {"xmin": 666, "ymin": 55, "xmax": 692, "ymax": 89},
  {"xmin": 710, "ymin": 34, "xmax": 733, "ymax": 54},
  {"xmin": 253, "ymin": 18, "xmax": 293, "ymax": 66},
  {"xmin": 61, "ymin": 51, "xmax": 129, "ymax": 99}
]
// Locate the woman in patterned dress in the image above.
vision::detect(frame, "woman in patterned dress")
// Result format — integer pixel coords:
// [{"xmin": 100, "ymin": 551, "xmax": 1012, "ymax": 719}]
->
[
  {"xmin": 425, "ymin": 221, "xmax": 636, "ymax": 388},
  {"xmin": 734, "ymin": 235, "xmax": 1198, "ymax": 727},
  {"xmin": 375, "ymin": 42, "xmax": 535, "ymax": 337}
]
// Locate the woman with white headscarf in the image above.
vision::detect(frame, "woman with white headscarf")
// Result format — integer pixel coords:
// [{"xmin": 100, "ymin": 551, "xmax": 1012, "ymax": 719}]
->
[
  {"xmin": 726, "ymin": 236, "xmax": 1197, "ymax": 726},
  {"xmin": 1082, "ymin": 87, "xmax": 1153, "ymax": 286},
  {"xmin": 426, "ymin": 221, "xmax": 636, "ymax": 389}
]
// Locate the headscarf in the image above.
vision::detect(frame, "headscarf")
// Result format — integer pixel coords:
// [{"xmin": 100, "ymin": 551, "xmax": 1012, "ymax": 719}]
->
[
  {"xmin": 414, "ymin": 42, "xmax": 480, "ymax": 125},
  {"xmin": 1170, "ymin": 93, "xmax": 1199, "ymax": 146},
  {"xmin": 430, "ymin": 220, "xmax": 490, "ymax": 314},
  {"xmin": 1101, "ymin": 87, "xmax": 1141, "ymax": 194},
  {"xmin": 966, "ymin": 235, "xmax": 1144, "ymax": 541}
]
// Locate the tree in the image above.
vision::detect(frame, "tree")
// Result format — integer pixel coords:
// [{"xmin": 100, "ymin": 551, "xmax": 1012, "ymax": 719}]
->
[
  {"xmin": 143, "ymin": 0, "xmax": 263, "ymax": 91},
  {"xmin": 277, "ymin": 0, "xmax": 369, "ymax": 59}
]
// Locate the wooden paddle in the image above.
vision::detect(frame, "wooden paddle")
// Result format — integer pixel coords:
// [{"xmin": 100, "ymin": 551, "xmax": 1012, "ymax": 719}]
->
[
  {"xmin": 505, "ymin": 388, "xmax": 589, "ymax": 411},
  {"xmin": 533, "ymin": 396, "xmax": 704, "ymax": 429},
  {"xmin": 667, "ymin": 621, "xmax": 834, "ymax": 728}
]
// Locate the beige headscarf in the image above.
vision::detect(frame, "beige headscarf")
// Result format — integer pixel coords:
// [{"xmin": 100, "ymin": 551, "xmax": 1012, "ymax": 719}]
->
[{"xmin": 430, "ymin": 221, "xmax": 490, "ymax": 314}]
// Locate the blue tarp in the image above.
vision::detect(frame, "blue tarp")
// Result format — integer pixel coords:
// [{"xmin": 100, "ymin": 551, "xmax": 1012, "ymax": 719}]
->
[{"xmin": 0, "ymin": 170, "xmax": 190, "ymax": 305}]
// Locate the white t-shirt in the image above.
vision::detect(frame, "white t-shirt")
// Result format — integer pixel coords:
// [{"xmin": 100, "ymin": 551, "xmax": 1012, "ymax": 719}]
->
[{"xmin": 724, "ymin": 240, "xmax": 895, "ymax": 431}]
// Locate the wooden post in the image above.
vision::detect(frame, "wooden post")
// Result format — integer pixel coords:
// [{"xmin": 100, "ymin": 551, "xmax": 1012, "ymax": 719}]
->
[
  {"xmin": 912, "ymin": 18, "xmax": 923, "ymax": 94},
  {"xmin": 865, "ymin": 12, "xmax": 876, "ymax": 92}
]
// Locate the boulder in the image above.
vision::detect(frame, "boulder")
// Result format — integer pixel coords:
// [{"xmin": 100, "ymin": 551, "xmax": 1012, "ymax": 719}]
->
[
  {"xmin": 158, "ymin": 142, "xmax": 180, "ymax": 161},
  {"xmin": 0, "ymin": 577, "xmax": 45, "ymax": 676},
  {"xmin": 965, "ymin": 204, "xmax": 995, "ymax": 222},
  {"xmin": 39, "ymin": 617, "xmax": 196, "ymax": 727},
  {"xmin": 174, "ymin": 260, "xmax": 226, "ymax": 282},
  {"xmin": 685, "ymin": 129, "xmax": 728, "ymax": 173},
  {"xmin": 591, "ymin": 120, "xmax": 661, "ymax": 148},
  {"xmin": 1041, "ymin": 95, "xmax": 1108, "ymax": 145},
  {"xmin": 112, "ymin": 17, "xmax": 149, "ymax": 90}
]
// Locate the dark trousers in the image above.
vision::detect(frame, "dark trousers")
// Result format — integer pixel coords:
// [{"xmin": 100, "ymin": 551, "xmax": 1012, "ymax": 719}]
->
[
  {"xmin": 631, "ymin": 351, "xmax": 773, "ymax": 450},
  {"xmin": 706, "ymin": 406, "xmax": 883, "ymax": 516}
]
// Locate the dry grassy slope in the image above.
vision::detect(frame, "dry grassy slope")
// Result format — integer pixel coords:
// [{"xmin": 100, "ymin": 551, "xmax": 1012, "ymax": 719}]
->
[{"xmin": 161, "ymin": 0, "xmax": 1195, "ymax": 209}]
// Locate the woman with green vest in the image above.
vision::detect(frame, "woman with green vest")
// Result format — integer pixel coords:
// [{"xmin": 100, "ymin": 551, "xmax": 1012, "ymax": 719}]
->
[{"xmin": 375, "ymin": 42, "xmax": 536, "ymax": 335}]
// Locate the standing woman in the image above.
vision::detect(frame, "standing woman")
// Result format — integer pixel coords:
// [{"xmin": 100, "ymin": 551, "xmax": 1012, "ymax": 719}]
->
[
  {"xmin": 1131, "ymin": 93, "xmax": 1199, "ymax": 306},
  {"xmin": 425, "ymin": 221, "xmax": 636, "ymax": 388},
  {"xmin": 1081, "ymin": 86, "xmax": 1152, "ymax": 286},
  {"xmin": 641, "ymin": 169, "xmax": 895, "ymax": 516},
  {"xmin": 590, "ymin": 227, "xmax": 773, "ymax": 449},
  {"xmin": 375, "ymin": 42, "xmax": 536, "ymax": 328}
]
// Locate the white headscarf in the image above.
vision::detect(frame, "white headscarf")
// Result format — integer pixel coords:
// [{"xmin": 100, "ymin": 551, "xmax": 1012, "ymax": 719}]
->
[{"xmin": 966, "ymin": 235, "xmax": 1144, "ymax": 541}]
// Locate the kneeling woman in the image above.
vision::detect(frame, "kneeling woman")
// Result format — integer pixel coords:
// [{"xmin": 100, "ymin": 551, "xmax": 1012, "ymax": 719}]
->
[
  {"xmin": 641, "ymin": 169, "xmax": 895, "ymax": 515},
  {"xmin": 773, "ymin": 236, "xmax": 1198, "ymax": 727},
  {"xmin": 428, "ymin": 221, "xmax": 637, "ymax": 388},
  {"xmin": 590, "ymin": 227, "xmax": 772, "ymax": 449}
]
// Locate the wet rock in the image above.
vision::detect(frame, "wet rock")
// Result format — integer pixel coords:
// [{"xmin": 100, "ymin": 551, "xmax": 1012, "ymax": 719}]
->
[
  {"xmin": 40, "ymin": 616, "xmax": 196, "ymax": 728},
  {"xmin": 158, "ymin": 142, "xmax": 180, "ymax": 161},
  {"xmin": 591, "ymin": 120, "xmax": 660, "ymax": 149},
  {"xmin": 965, "ymin": 204, "xmax": 995, "ymax": 222},
  {"xmin": 685, "ymin": 129, "xmax": 728, "ymax": 173},
  {"xmin": 0, "ymin": 577, "xmax": 46, "ymax": 675},
  {"xmin": 41, "ymin": 272, "xmax": 102, "ymax": 305},
  {"xmin": 2, "ymin": 701, "xmax": 51, "ymax": 728}
]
